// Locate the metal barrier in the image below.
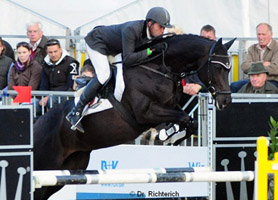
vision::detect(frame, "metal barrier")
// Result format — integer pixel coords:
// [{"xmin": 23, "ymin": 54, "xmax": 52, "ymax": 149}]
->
[
  {"xmin": 198, "ymin": 93, "xmax": 278, "ymax": 200},
  {"xmin": 0, "ymin": 90, "xmax": 75, "ymax": 117},
  {"xmin": 0, "ymin": 90, "xmax": 200, "ymax": 147}
]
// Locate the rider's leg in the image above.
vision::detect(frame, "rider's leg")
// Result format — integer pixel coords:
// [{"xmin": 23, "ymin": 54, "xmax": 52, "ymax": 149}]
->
[
  {"xmin": 113, "ymin": 54, "xmax": 125, "ymax": 101},
  {"xmin": 66, "ymin": 46, "xmax": 111, "ymax": 133}
]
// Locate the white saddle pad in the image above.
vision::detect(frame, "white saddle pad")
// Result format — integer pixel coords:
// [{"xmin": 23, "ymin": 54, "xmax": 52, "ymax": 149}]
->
[{"xmin": 74, "ymin": 87, "xmax": 113, "ymax": 116}]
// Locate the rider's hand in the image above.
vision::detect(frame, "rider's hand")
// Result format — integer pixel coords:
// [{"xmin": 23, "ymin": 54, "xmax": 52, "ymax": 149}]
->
[
  {"xmin": 183, "ymin": 83, "xmax": 202, "ymax": 96},
  {"xmin": 150, "ymin": 43, "xmax": 166, "ymax": 53}
]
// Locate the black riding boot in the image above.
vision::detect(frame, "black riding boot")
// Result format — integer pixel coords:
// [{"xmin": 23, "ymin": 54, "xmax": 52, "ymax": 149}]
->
[{"xmin": 66, "ymin": 77, "xmax": 102, "ymax": 133}]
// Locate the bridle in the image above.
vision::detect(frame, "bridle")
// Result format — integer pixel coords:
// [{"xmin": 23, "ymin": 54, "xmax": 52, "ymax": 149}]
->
[
  {"xmin": 137, "ymin": 40, "xmax": 232, "ymax": 98},
  {"xmin": 207, "ymin": 42, "xmax": 231, "ymax": 97}
]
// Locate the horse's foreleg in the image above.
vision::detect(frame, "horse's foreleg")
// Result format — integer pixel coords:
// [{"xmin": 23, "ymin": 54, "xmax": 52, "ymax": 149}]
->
[
  {"xmin": 135, "ymin": 102, "xmax": 190, "ymax": 125},
  {"xmin": 135, "ymin": 102, "xmax": 198, "ymax": 140}
]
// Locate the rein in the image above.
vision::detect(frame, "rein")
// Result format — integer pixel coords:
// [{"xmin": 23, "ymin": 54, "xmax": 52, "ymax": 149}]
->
[
  {"xmin": 137, "ymin": 38, "xmax": 231, "ymax": 98},
  {"xmin": 179, "ymin": 42, "xmax": 231, "ymax": 97},
  {"xmin": 138, "ymin": 42, "xmax": 184, "ymax": 83}
]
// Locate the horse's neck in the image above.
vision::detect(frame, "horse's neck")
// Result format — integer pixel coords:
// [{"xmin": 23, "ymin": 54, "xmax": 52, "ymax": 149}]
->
[{"xmin": 164, "ymin": 40, "xmax": 209, "ymax": 73}]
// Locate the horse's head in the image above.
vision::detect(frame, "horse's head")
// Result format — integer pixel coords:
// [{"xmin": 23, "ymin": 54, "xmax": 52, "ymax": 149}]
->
[
  {"xmin": 136, "ymin": 34, "xmax": 236, "ymax": 110},
  {"xmin": 198, "ymin": 38, "xmax": 236, "ymax": 110}
]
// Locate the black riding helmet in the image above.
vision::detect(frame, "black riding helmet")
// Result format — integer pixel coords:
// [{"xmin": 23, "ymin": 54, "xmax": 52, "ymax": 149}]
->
[{"xmin": 146, "ymin": 7, "xmax": 172, "ymax": 28}]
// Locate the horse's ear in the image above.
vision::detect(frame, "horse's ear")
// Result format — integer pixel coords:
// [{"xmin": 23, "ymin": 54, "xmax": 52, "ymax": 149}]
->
[
  {"xmin": 224, "ymin": 38, "xmax": 237, "ymax": 50},
  {"xmin": 217, "ymin": 38, "xmax": 222, "ymax": 44},
  {"xmin": 214, "ymin": 38, "xmax": 223, "ymax": 49}
]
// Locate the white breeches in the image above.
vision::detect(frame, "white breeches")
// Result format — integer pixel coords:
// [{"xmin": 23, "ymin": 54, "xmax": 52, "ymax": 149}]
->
[
  {"xmin": 86, "ymin": 44, "xmax": 110, "ymax": 84},
  {"xmin": 113, "ymin": 54, "xmax": 125, "ymax": 101},
  {"xmin": 86, "ymin": 44, "xmax": 125, "ymax": 101}
]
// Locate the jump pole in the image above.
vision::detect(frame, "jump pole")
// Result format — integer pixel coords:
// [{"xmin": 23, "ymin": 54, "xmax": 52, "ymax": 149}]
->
[
  {"xmin": 33, "ymin": 171, "xmax": 254, "ymax": 189},
  {"xmin": 33, "ymin": 167, "xmax": 211, "ymax": 176}
]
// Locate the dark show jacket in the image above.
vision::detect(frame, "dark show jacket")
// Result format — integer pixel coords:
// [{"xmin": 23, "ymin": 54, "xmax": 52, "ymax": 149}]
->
[
  {"xmin": 85, "ymin": 20, "xmax": 150, "ymax": 66},
  {"xmin": 40, "ymin": 50, "xmax": 79, "ymax": 91}
]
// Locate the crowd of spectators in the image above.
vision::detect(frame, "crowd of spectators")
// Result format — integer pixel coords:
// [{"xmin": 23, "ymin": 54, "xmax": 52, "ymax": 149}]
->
[
  {"xmin": 2, "ymin": 20, "xmax": 278, "ymax": 114},
  {"xmin": 1, "ymin": 21, "xmax": 85, "ymax": 113}
]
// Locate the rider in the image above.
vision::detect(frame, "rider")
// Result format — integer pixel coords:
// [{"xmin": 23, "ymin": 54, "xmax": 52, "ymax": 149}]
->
[{"xmin": 66, "ymin": 7, "xmax": 172, "ymax": 133}]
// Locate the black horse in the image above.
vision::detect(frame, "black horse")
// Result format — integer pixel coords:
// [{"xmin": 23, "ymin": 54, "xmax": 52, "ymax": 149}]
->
[{"xmin": 33, "ymin": 34, "xmax": 235, "ymax": 199}]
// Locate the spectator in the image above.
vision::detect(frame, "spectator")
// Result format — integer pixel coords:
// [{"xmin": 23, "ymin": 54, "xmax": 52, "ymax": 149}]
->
[
  {"xmin": 183, "ymin": 25, "xmax": 217, "ymax": 96},
  {"xmin": 38, "ymin": 39, "xmax": 79, "ymax": 110},
  {"xmin": 26, "ymin": 21, "xmax": 48, "ymax": 64},
  {"xmin": 66, "ymin": 7, "xmax": 172, "ymax": 132},
  {"xmin": 2, "ymin": 39, "xmax": 14, "ymax": 60},
  {"xmin": 200, "ymin": 24, "xmax": 216, "ymax": 40},
  {"xmin": 230, "ymin": 23, "xmax": 278, "ymax": 92},
  {"xmin": 73, "ymin": 64, "xmax": 95, "ymax": 91},
  {"xmin": 8, "ymin": 42, "xmax": 42, "ymax": 90},
  {"xmin": 83, "ymin": 58, "xmax": 92, "ymax": 66},
  {"xmin": 0, "ymin": 37, "xmax": 13, "ymax": 90},
  {"xmin": 238, "ymin": 62, "xmax": 278, "ymax": 94}
]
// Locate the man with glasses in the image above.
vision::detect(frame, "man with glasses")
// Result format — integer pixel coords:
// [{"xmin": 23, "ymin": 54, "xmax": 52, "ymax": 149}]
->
[
  {"xmin": 26, "ymin": 21, "xmax": 48, "ymax": 64},
  {"xmin": 37, "ymin": 39, "xmax": 79, "ymax": 112}
]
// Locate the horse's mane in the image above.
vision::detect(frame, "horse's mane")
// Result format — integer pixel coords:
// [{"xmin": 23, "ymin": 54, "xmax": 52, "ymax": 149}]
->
[{"xmin": 135, "ymin": 33, "xmax": 212, "ymax": 52}]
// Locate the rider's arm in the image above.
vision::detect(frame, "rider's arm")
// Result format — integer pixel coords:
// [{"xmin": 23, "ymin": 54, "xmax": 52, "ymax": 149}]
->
[{"xmin": 121, "ymin": 23, "xmax": 149, "ymax": 66}]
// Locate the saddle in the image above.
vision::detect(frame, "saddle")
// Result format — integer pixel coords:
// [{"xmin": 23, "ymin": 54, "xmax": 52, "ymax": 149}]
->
[
  {"xmin": 74, "ymin": 66, "xmax": 144, "ymax": 131},
  {"xmin": 75, "ymin": 64, "xmax": 116, "ymax": 97}
]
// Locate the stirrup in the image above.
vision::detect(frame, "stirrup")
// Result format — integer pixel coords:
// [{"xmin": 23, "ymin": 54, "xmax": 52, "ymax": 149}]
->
[
  {"xmin": 70, "ymin": 116, "xmax": 84, "ymax": 133},
  {"xmin": 66, "ymin": 111, "xmax": 85, "ymax": 133}
]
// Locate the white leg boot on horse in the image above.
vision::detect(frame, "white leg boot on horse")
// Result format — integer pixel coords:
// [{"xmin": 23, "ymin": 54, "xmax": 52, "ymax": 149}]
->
[{"xmin": 66, "ymin": 76, "xmax": 102, "ymax": 133}]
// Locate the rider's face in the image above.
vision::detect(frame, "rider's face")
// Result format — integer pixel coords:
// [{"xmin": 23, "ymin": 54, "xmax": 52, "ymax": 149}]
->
[{"xmin": 148, "ymin": 21, "xmax": 165, "ymax": 37}]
